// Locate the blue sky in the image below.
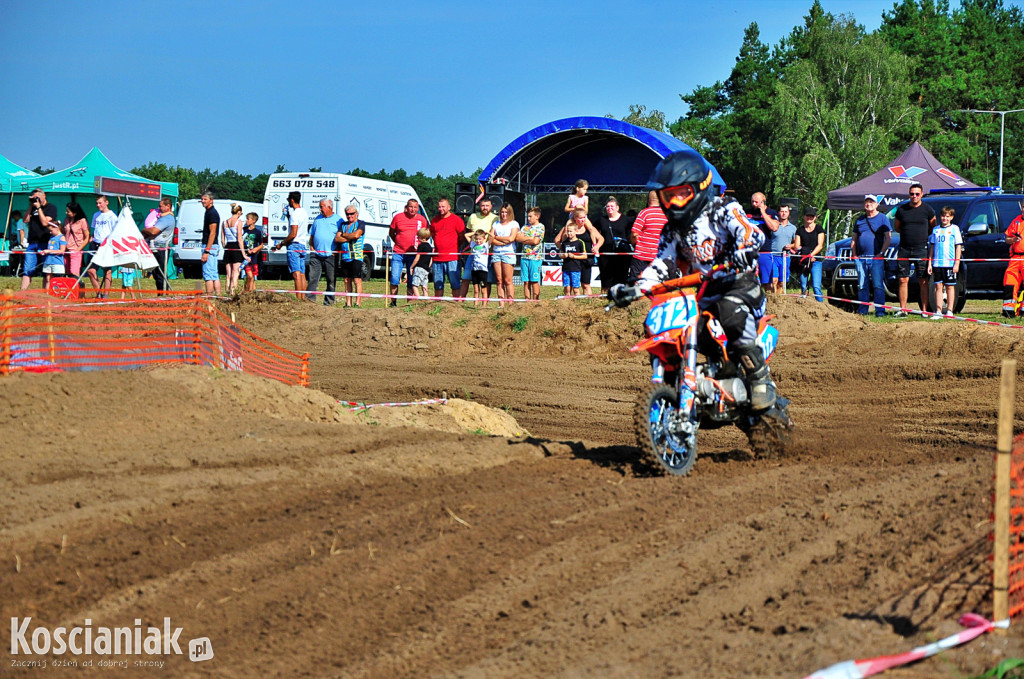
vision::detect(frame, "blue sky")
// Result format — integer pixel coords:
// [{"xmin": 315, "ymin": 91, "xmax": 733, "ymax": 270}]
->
[{"xmin": 0, "ymin": 0, "xmax": 1002, "ymax": 178}]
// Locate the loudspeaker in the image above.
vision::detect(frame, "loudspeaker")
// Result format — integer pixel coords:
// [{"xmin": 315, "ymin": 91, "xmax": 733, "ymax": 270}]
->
[
  {"xmin": 780, "ymin": 196, "xmax": 800, "ymax": 214},
  {"xmin": 484, "ymin": 182, "xmax": 505, "ymax": 209},
  {"xmin": 454, "ymin": 182, "xmax": 476, "ymax": 216}
]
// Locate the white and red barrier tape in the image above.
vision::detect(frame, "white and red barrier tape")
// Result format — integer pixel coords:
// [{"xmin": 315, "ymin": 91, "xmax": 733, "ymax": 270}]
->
[
  {"xmin": 250, "ymin": 289, "xmax": 605, "ymax": 304},
  {"xmin": 788, "ymin": 290, "xmax": 1024, "ymax": 329},
  {"xmin": 803, "ymin": 614, "xmax": 1008, "ymax": 679},
  {"xmin": 342, "ymin": 398, "xmax": 449, "ymax": 412}
]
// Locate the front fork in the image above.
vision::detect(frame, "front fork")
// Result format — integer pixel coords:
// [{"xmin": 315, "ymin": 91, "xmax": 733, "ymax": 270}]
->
[{"xmin": 650, "ymin": 324, "xmax": 699, "ymax": 427}]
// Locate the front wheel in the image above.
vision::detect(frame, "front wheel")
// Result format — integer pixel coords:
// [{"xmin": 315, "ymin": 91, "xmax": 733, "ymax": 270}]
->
[{"xmin": 634, "ymin": 384, "xmax": 698, "ymax": 476}]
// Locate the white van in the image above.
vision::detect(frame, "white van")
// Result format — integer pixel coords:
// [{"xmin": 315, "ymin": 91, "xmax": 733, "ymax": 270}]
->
[
  {"xmin": 174, "ymin": 198, "xmax": 263, "ymax": 275},
  {"xmin": 261, "ymin": 172, "xmax": 424, "ymax": 277}
]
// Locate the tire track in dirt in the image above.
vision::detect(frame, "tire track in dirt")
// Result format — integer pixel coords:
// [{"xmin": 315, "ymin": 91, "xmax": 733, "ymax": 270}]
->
[{"xmin": 4, "ymin": 295, "xmax": 1024, "ymax": 677}]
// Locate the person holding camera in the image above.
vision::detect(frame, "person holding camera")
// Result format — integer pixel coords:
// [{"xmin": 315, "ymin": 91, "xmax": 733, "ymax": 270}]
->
[{"xmin": 20, "ymin": 189, "xmax": 59, "ymax": 290}]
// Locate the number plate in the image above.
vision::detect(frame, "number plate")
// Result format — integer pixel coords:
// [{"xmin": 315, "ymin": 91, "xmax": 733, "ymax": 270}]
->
[
  {"xmin": 644, "ymin": 296, "xmax": 698, "ymax": 335},
  {"xmin": 181, "ymin": 240, "xmax": 200, "ymax": 250},
  {"xmin": 837, "ymin": 267, "xmax": 858, "ymax": 278}
]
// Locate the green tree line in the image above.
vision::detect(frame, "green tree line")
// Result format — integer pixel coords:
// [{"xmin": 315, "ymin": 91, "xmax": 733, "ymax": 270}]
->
[
  {"xmin": 128, "ymin": 162, "xmax": 481, "ymax": 211},
  {"xmin": 663, "ymin": 0, "xmax": 1024, "ymax": 215},
  {"xmin": 125, "ymin": 0, "xmax": 1023, "ymax": 229}
]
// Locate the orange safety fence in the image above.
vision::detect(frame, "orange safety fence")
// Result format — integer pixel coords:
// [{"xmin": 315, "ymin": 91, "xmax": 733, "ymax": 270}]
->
[{"xmin": 0, "ymin": 289, "xmax": 309, "ymax": 387}]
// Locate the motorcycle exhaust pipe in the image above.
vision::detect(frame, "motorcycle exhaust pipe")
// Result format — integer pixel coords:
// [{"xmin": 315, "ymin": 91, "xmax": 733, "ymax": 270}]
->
[{"xmin": 696, "ymin": 376, "xmax": 748, "ymax": 405}]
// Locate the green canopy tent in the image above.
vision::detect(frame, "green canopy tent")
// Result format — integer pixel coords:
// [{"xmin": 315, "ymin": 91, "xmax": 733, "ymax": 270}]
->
[
  {"xmin": 3, "ymin": 148, "xmax": 179, "ymax": 280},
  {"xmin": 1, "ymin": 155, "xmax": 40, "ymax": 242},
  {"xmin": 11, "ymin": 147, "xmax": 178, "ymax": 231},
  {"xmin": 0, "ymin": 154, "xmax": 39, "ymax": 193}
]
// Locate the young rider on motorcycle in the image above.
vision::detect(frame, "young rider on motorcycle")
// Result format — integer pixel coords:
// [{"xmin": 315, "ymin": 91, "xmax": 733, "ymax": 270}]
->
[{"xmin": 609, "ymin": 149, "xmax": 778, "ymax": 411}]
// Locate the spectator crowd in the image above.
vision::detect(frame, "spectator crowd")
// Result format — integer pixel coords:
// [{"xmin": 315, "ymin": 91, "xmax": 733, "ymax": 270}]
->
[{"xmin": 9, "ymin": 181, "xmax": 1024, "ymax": 321}]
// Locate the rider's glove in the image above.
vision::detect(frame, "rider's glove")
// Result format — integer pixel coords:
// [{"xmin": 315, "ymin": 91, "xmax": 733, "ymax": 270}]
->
[
  {"xmin": 609, "ymin": 284, "xmax": 642, "ymax": 308},
  {"xmin": 731, "ymin": 246, "xmax": 758, "ymax": 272}
]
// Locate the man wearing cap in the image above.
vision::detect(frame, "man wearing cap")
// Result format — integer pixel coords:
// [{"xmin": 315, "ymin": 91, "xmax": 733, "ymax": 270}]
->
[
  {"xmin": 893, "ymin": 183, "xmax": 936, "ymax": 317},
  {"xmin": 851, "ymin": 195, "xmax": 892, "ymax": 317},
  {"xmin": 1002, "ymin": 199, "xmax": 1024, "ymax": 316}
]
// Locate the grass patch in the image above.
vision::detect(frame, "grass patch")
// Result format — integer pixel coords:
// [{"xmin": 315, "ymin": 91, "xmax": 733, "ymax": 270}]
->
[
  {"xmin": 453, "ymin": 318, "xmax": 468, "ymax": 328},
  {"xmin": 427, "ymin": 304, "xmax": 444, "ymax": 317},
  {"xmin": 972, "ymin": 658, "xmax": 1024, "ymax": 678},
  {"xmin": 468, "ymin": 427, "xmax": 489, "ymax": 435},
  {"xmin": 542, "ymin": 328, "xmax": 555, "ymax": 338},
  {"xmin": 511, "ymin": 316, "xmax": 529, "ymax": 333}
]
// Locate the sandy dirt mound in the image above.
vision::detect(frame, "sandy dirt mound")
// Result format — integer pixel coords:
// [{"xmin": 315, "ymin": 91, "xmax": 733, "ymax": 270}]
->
[
  {"xmin": 345, "ymin": 398, "xmax": 529, "ymax": 438},
  {"xmin": 3, "ymin": 294, "xmax": 1023, "ymax": 678}
]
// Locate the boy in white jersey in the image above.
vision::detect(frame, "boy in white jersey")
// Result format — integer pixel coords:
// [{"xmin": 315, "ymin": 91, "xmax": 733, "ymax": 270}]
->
[{"xmin": 926, "ymin": 205, "xmax": 962, "ymax": 319}]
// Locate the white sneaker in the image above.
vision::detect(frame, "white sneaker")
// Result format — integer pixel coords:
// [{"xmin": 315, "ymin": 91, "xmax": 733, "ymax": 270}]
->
[
  {"xmin": 930, "ymin": 313, "xmax": 943, "ymax": 320},
  {"xmin": 945, "ymin": 311, "xmax": 955, "ymax": 318}
]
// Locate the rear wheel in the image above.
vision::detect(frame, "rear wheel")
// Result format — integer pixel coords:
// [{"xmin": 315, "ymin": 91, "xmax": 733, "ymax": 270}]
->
[
  {"xmin": 634, "ymin": 384, "xmax": 698, "ymax": 476},
  {"xmin": 362, "ymin": 248, "xmax": 374, "ymax": 280},
  {"xmin": 742, "ymin": 407, "xmax": 793, "ymax": 460}
]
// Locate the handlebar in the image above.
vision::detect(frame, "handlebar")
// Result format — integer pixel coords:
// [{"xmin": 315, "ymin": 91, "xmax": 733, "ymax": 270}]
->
[
  {"xmin": 649, "ymin": 263, "xmax": 734, "ymax": 296},
  {"xmin": 604, "ymin": 263, "xmax": 735, "ymax": 312}
]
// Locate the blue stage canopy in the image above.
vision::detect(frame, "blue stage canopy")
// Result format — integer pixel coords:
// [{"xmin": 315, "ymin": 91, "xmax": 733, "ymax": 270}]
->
[{"xmin": 479, "ymin": 116, "xmax": 725, "ymax": 194}]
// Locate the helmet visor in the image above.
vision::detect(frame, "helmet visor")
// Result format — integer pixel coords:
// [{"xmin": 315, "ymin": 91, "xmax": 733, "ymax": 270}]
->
[{"xmin": 659, "ymin": 184, "xmax": 695, "ymax": 210}]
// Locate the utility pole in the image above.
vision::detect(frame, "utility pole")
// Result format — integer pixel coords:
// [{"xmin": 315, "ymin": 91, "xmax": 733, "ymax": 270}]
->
[{"xmin": 958, "ymin": 109, "xmax": 1024, "ymax": 190}]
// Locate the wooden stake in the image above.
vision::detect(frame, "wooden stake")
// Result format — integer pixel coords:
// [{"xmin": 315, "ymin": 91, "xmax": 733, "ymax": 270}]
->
[
  {"xmin": 46, "ymin": 300, "xmax": 55, "ymax": 364},
  {"xmin": 191, "ymin": 296, "xmax": 202, "ymax": 365},
  {"xmin": 208, "ymin": 302, "xmax": 222, "ymax": 369},
  {"xmin": 1, "ymin": 290, "xmax": 12, "ymax": 376},
  {"xmin": 994, "ymin": 358, "xmax": 1015, "ymax": 624}
]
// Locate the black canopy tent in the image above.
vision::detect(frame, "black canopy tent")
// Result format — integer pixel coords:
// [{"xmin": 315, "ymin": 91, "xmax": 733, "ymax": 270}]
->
[{"xmin": 826, "ymin": 142, "xmax": 982, "ymax": 211}]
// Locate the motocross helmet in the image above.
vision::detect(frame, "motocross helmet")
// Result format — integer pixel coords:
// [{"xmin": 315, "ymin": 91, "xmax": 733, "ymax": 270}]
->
[{"xmin": 646, "ymin": 149, "xmax": 716, "ymax": 234}]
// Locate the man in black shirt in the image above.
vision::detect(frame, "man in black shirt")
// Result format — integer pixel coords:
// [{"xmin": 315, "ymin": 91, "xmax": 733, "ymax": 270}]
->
[
  {"xmin": 21, "ymin": 189, "xmax": 59, "ymax": 290},
  {"xmin": 892, "ymin": 183, "xmax": 936, "ymax": 317}
]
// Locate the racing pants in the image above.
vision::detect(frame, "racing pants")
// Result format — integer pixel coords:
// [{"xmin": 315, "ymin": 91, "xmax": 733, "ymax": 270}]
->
[
  {"xmin": 703, "ymin": 272, "xmax": 767, "ymax": 353},
  {"xmin": 703, "ymin": 272, "xmax": 775, "ymax": 409},
  {"xmin": 1003, "ymin": 257, "xmax": 1024, "ymax": 316}
]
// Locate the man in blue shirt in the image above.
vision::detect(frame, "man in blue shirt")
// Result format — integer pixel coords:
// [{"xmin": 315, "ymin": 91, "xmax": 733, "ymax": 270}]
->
[
  {"xmin": 770, "ymin": 204, "xmax": 798, "ymax": 294},
  {"xmin": 306, "ymin": 199, "xmax": 343, "ymax": 305},
  {"xmin": 851, "ymin": 195, "xmax": 892, "ymax": 317}
]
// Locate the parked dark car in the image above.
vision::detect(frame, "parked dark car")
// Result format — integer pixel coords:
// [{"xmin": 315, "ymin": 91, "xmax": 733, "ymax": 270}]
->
[{"xmin": 822, "ymin": 190, "xmax": 1024, "ymax": 313}]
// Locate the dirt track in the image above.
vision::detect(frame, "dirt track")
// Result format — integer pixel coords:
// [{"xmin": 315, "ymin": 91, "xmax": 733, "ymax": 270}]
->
[{"xmin": 2, "ymin": 294, "xmax": 1023, "ymax": 677}]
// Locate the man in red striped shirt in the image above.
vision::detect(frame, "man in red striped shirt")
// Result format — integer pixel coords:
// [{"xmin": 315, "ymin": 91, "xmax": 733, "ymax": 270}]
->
[{"xmin": 628, "ymin": 190, "xmax": 668, "ymax": 283}]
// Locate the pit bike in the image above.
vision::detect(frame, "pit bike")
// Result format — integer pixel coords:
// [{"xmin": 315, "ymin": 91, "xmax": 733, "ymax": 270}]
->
[{"xmin": 607, "ymin": 264, "xmax": 794, "ymax": 476}]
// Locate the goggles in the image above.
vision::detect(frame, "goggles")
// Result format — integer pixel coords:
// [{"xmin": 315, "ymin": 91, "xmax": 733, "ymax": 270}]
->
[{"xmin": 659, "ymin": 184, "xmax": 695, "ymax": 209}]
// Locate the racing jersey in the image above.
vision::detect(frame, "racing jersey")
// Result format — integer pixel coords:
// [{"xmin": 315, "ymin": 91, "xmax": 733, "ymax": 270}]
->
[{"xmin": 637, "ymin": 196, "xmax": 764, "ymax": 292}]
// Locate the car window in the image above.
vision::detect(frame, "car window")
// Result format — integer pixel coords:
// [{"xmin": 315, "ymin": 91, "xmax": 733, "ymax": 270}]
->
[
  {"xmin": 922, "ymin": 199, "xmax": 968, "ymax": 228},
  {"xmin": 997, "ymin": 199, "xmax": 1024, "ymax": 233},
  {"xmin": 964, "ymin": 201, "xmax": 998, "ymax": 235}
]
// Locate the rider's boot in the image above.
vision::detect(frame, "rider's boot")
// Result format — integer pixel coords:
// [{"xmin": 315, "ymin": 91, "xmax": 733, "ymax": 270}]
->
[{"xmin": 737, "ymin": 346, "xmax": 777, "ymax": 410}]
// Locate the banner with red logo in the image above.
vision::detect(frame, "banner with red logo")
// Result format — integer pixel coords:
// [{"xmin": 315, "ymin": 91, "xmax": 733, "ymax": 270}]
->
[{"xmin": 91, "ymin": 206, "xmax": 158, "ymax": 270}]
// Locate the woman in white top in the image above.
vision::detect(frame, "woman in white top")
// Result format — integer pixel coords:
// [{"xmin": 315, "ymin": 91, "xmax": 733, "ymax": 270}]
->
[
  {"xmin": 221, "ymin": 203, "xmax": 247, "ymax": 295},
  {"xmin": 490, "ymin": 203, "xmax": 520, "ymax": 308}
]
